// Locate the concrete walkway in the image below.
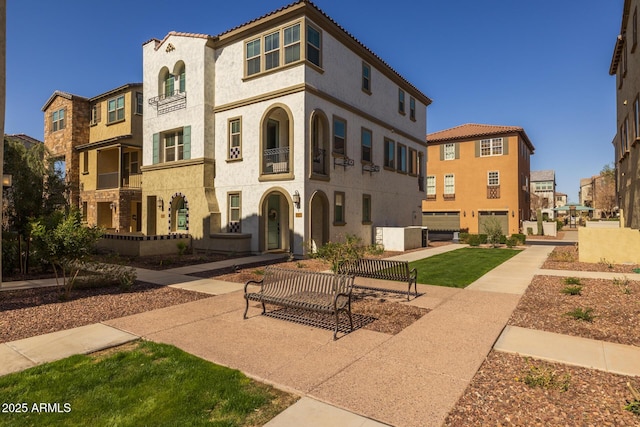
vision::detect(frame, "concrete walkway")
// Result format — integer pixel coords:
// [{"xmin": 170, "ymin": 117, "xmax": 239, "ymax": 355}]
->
[{"xmin": 2, "ymin": 243, "xmax": 640, "ymax": 426}]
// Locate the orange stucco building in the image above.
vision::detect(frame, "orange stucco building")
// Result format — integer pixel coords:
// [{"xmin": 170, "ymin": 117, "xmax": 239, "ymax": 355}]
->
[{"xmin": 422, "ymin": 123, "xmax": 534, "ymax": 235}]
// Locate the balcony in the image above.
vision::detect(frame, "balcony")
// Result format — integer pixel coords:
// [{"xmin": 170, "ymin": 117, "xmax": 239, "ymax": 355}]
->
[
  {"xmin": 263, "ymin": 146, "xmax": 289, "ymax": 175},
  {"xmin": 312, "ymin": 148, "xmax": 327, "ymax": 175},
  {"xmin": 97, "ymin": 172, "xmax": 142, "ymax": 190},
  {"xmin": 148, "ymin": 90, "xmax": 187, "ymax": 115},
  {"xmin": 487, "ymin": 185, "xmax": 501, "ymax": 199}
]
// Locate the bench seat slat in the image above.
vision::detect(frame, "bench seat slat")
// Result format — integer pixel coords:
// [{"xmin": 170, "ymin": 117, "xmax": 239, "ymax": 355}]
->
[{"xmin": 338, "ymin": 258, "xmax": 417, "ymax": 300}]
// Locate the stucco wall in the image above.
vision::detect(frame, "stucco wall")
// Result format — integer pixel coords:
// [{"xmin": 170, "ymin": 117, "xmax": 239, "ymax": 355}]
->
[{"xmin": 579, "ymin": 227, "xmax": 640, "ymax": 263}]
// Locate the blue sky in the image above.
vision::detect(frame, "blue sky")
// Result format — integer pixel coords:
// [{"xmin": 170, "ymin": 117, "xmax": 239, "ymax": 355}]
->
[{"xmin": 6, "ymin": 0, "xmax": 622, "ymax": 201}]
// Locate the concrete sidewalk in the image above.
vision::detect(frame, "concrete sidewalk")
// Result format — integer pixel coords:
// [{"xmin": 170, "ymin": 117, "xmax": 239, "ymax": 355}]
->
[{"xmin": 3, "ymin": 243, "xmax": 640, "ymax": 426}]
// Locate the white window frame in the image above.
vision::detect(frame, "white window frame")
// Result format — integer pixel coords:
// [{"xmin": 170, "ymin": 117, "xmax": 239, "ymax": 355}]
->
[
  {"xmin": 52, "ymin": 108, "xmax": 65, "ymax": 131},
  {"xmin": 228, "ymin": 117, "xmax": 242, "ymax": 160},
  {"xmin": 135, "ymin": 92, "xmax": 143, "ymax": 115},
  {"xmin": 334, "ymin": 191, "xmax": 345, "ymax": 225},
  {"xmin": 480, "ymin": 138, "xmax": 503, "ymax": 157},
  {"xmin": 228, "ymin": 192, "xmax": 241, "ymax": 232},
  {"xmin": 283, "ymin": 23, "xmax": 301, "ymax": 64},
  {"xmin": 107, "ymin": 95, "xmax": 125, "ymax": 124},
  {"xmin": 426, "ymin": 175, "xmax": 436, "ymax": 196},
  {"xmin": 164, "ymin": 130, "xmax": 184, "ymax": 162},
  {"xmin": 488, "ymin": 171, "xmax": 500, "ymax": 186},
  {"xmin": 264, "ymin": 31, "xmax": 280, "ymax": 71},
  {"xmin": 444, "ymin": 174, "xmax": 455, "ymax": 195},
  {"xmin": 245, "ymin": 22, "xmax": 309, "ymax": 77},
  {"xmin": 444, "ymin": 143, "xmax": 455, "ymax": 160}
]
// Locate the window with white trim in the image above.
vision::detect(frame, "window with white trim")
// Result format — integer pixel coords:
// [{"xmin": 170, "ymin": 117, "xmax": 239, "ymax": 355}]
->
[
  {"xmin": 444, "ymin": 174, "xmax": 455, "ymax": 195},
  {"xmin": 228, "ymin": 118, "xmax": 242, "ymax": 160},
  {"xmin": 264, "ymin": 31, "xmax": 280, "ymax": 71},
  {"xmin": 52, "ymin": 108, "xmax": 65, "ymax": 131},
  {"xmin": 444, "ymin": 143, "xmax": 455, "ymax": 160},
  {"xmin": 426, "ymin": 175, "xmax": 436, "ymax": 196},
  {"xmin": 152, "ymin": 126, "xmax": 191, "ymax": 164},
  {"xmin": 480, "ymin": 138, "xmax": 503, "ymax": 156},
  {"xmin": 284, "ymin": 24, "xmax": 301, "ymax": 64},
  {"xmin": 135, "ymin": 92, "xmax": 143, "ymax": 115},
  {"xmin": 107, "ymin": 95, "xmax": 125, "ymax": 123},
  {"xmin": 384, "ymin": 138, "xmax": 395, "ymax": 169},
  {"xmin": 488, "ymin": 171, "xmax": 500, "ymax": 186},
  {"xmin": 228, "ymin": 193, "xmax": 241, "ymax": 233},
  {"xmin": 164, "ymin": 130, "xmax": 184, "ymax": 162},
  {"xmin": 362, "ymin": 62, "xmax": 371, "ymax": 93},
  {"xmin": 334, "ymin": 192, "xmax": 345, "ymax": 225}
]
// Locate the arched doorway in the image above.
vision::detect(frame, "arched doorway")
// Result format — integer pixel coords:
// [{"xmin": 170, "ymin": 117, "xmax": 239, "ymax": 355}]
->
[
  {"xmin": 169, "ymin": 193, "xmax": 189, "ymax": 233},
  {"xmin": 309, "ymin": 190, "xmax": 329, "ymax": 253},
  {"xmin": 259, "ymin": 189, "xmax": 291, "ymax": 252}
]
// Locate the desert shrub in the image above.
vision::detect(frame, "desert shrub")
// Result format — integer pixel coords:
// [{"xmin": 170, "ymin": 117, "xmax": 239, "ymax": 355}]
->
[
  {"xmin": 478, "ymin": 234, "xmax": 488, "ymax": 245},
  {"xmin": 556, "ymin": 219, "xmax": 564, "ymax": 231},
  {"xmin": 176, "ymin": 241, "xmax": 189, "ymax": 256},
  {"xmin": 512, "ymin": 233, "xmax": 526, "ymax": 245},
  {"xmin": 519, "ymin": 360, "xmax": 570, "ymax": 392},
  {"xmin": 315, "ymin": 234, "xmax": 365, "ymax": 272},
  {"xmin": 365, "ymin": 243, "xmax": 385, "ymax": 256},
  {"xmin": 467, "ymin": 235, "xmax": 481, "ymax": 247},
  {"xmin": 564, "ymin": 277, "xmax": 582, "ymax": 285},
  {"xmin": 74, "ymin": 262, "xmax": 137, "ymax": 291},
  {"xmin": 566, "ymin": 307, "xmax": 595, "ymax": 322},
  {"xmin": 459, "ymin": 232, "xmax": 470, "ymax": 244},
  {"xmin": 561, "ymin": 285, "xmax": 582, "ymax": 295},
  {"xmin": 506, "ymin": 237, "xmax": 517, "ymax": 248},
  {"xmin": 526, "ymin": 227, "xmax": 534, "ymax": 236}
]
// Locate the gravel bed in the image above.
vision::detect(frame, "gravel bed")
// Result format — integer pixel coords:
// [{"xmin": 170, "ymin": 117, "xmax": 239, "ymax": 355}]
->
[
  {"xmin": 0, "ymin": 282, "xmax": 211, "ymax": 343},
  {"xmin": 444, "ymin": 351, "xmax": 640, "ymax": 426},
  {"xmin": 542, "ymin": 246, "xmax": 640, "ymax": 273},
  {"xmin": 509, "ymin": 275, "xmax": 640, "ymax": 347}
]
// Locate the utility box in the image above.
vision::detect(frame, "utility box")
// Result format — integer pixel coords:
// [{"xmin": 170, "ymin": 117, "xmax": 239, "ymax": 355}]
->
[{"xmin": 375, "ymin": 226, "xmax": 426, "ymax": 251}]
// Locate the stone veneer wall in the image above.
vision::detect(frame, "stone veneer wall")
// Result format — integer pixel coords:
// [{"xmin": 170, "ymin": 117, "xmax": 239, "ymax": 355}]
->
[{"xmin": 43, "ymin": 96, "xmax": 90, "ymax": 207}]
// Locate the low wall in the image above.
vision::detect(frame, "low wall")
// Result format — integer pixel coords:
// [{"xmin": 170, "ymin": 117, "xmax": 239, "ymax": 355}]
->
[
  {"xmin": 375, "ymin": 226, "xmax": 426, "ymax": 251},
  {"xmin": 198, "ymin": 233, "xmax": 252, "ymax": 255},
  {"xmin": 522, "ymin": 221, "xmax": 557, "ymax": 237},
  {"xmin": 96, "ymin": 234, "xmax": 191, "ymax": 257},
  {"xmin": 585, "ymin": 221, "xmax": 620, "ymax": 229},
  {"xmin": 579, "ymin": 227, "xmax": 640, "ymax": 263}
]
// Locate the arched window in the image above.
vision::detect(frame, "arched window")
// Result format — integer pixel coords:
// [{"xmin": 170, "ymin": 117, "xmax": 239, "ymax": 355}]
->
[{"xmin": 310, "ymin": 110, "xmax": 329, "ymax": 178}]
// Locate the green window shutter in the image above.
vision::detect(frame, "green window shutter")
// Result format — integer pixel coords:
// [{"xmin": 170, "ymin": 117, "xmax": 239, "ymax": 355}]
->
[
  {"xmin": 502, "ymin": 137, "xmax": 509, "ymax": 155},
  {"xmin": 455, "ymin": 143, "xmax": 460, "ymax": 159},
  {"xmin": 439, "ymin": 144, "xmax": 444, "ymax": 160},
  {"xmin": 152, "ymin": 133, "xmax": 159, "ymax": 164},
  {"xmin": 183, "ymin": 126, "xmax": 191, "ymax": 160},
  {"xmin": 475, "ymin": 140, "xmax": 480, "ymax": 157}
]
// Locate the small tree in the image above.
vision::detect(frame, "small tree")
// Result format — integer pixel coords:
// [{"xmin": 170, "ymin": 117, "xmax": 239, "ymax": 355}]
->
[
  {"xmin": 315, "ymin": 234, "xmax": 365, "ymax": 272},
  {"xmin": 30, "ymin": 209, "xmax": 103, "ymax": 298},
  {"xmin": 594, "ymin": 164, "xmax": 617, "ymax": 218},
  {"xmin": 483, "ymin": 216, "xmax": 504, "ymax": 248}
]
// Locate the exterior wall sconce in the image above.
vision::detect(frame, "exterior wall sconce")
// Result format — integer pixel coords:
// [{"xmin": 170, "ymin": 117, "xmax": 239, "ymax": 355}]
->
[
  {"xmin": 110, "ymin": 202, "xmax": 117, "ymax": 212},
  {"xmin": 2, "ymin": 174, "xmax": 12, "ymax": 188},
  {"xmin": 472, "ymin": 211, "xmax": 475, "ymax": 217},
  {"xmin": 157, "ymin": 197, "xmax": 164, "ymax": 211},
  {"xmin": 512, "ymin": 210, "xmax": 515, "ymax": 217},
  {"xmin": 463, "ymin": 211, "xmax": 466, "ymax": 217},
  {"xmin": 292, "ymin": 190, "xmax": 301, "ymax": 209}
]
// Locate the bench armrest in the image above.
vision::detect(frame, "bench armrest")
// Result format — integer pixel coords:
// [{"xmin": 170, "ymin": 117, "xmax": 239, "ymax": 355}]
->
[
  {"xmin": 244, "ymin": 279, "xmax": 264, "ymax": 294},
  {"xmin": 409, "ymin": 267, "xmax": 418, "ymax": 281}
]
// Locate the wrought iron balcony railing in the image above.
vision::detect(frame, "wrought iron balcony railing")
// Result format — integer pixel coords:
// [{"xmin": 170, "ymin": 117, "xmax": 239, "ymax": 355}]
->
[
  {"xmin": 148, "ymin": 90, "xmax": 187, "ymax": 115},
  {"xmin": 263, "ymin": 146, "xmax": 290, "ymax": 174}
]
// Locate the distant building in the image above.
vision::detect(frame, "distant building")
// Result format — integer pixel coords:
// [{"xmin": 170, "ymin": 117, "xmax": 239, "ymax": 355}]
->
[
  {"xmin": 5, "ymin": 133, "xmax": 42, "ymax": 150},
  {"xmin": 579, "ymin": 177, "xmax": 593, "ymax": 207},
  {"xmin": 610, "ymin": 0, "xmax": 640, "ymax": 228},
  {"xmin": 530, "ymin": 169, "xmax": 556, "ymax": 217},
  {"xmin": 422, "ymin": 123, "xmax": 534, "ymax": 235},
  {"xmin": 555, "ymin": 192, "xmax": 567, "ymax": 208},
  {"xmin": 42, "ymin": 84, "xmax": 143, "ymax": 233}
]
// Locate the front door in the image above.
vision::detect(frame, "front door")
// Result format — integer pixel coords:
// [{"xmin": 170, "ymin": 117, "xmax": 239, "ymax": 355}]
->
[{"xmin": 267, "ymin": 194, "xmax": 280, "ymax": 250}]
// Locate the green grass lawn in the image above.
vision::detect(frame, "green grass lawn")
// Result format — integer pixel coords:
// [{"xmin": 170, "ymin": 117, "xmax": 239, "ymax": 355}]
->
[
  {"xmin": 0, "ymin": 341, "xmax": 297, "ymax": 427},
  {"xmin": 410, "ymin": 247, "xmax": 522, "ymax": 288}
]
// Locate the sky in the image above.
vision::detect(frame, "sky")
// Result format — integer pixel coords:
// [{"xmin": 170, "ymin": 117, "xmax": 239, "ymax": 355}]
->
[{"xmin": 6, "ymin": 0, "xmax": 623, "ymax": 202}]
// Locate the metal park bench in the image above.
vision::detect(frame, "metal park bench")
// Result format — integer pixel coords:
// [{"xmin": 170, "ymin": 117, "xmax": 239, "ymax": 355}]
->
[
  {"xmin": 338, "ymin": 258, "xmax": 418, "ymax": 300},
  {"xmin": 243, "ymin": 266, "xmax": 354, "ymax": 340}
]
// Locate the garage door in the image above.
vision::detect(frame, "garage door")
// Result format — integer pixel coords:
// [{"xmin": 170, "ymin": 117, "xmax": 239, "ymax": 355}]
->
[
  {"xmin": 422, "ymin": 211, "xmax": 461, "ymax": 231},
  {"xmin": 478, "ymin": 211, "xmax": 508, "ymax": 234}
]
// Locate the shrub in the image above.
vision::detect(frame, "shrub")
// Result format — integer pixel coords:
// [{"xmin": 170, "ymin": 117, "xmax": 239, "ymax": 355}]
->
[
  {"xmin": 512, "ymin": 233, "xmax": 526, "ymax": 245},
  {"xmin": 365, "ymin": 243, "xmax": 384, "ymax": 256},
  {"xmin": 518, "ymin": 360, "xmax": 570, "ymax": 392},
  {"xmin": 599, "ymin": 258, "xmax": 614, "ymax": 269},
  {"xmin": 566, "ymin": 307, "xmax": 595, "ymax": 322},
  {"xmin": 459, "ymin": 232, "xmax": 470, "ymax": 244},
  {"xmin": 625, "ymin": 382, "xmax": 640, "ymax": 416},
  {"xmin": 315, "ymin": 234, "xmax": 365, "ymax": 272},
  {"xmin": 478, "ymin": 234, "xmax": 488, "ymax": 244},
  {"xmin": 564, "ymin": 277, "xmax": 581, "ymax": 285},
  {"xmin": 176, "ymin": 241, "xmax": 189, "ymax": 256},
  {"xmin": 561, "ymin": 285, "xmax": 582, "ymax": 295},
  {"xmin": 613, "ymin": 276, "xmax": 631, "ymax": 295},
  {"xmin": 556, "ymin": 219, "xmax": 564, "ymax": 231},
  {"xmin": 467, "ymin": 235, "xmax": 481, "ymax": 246},
  {"xmin": 526, "ymin": 227, "xmax": 534, "ymax": 236},
  {"xmin": 506, "ymin": 237, "xmax": 517, "ymax": 248}
]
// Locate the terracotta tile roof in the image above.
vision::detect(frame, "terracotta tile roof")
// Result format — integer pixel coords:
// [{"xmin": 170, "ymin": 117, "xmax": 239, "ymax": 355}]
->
[
  {"xmin": 145, "ymin": 0, "xmax": 431, "ymax": 105},
  {"xmin": 427, "ymin": 123, "xmax": 535, "ymax": 152}
]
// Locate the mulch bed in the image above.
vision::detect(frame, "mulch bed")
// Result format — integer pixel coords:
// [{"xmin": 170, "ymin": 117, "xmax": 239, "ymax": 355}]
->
[
  {"xmin": 542, "ymin": 246, "xmax": 640, "ymax": 273},
  {"xmin": 444, "ymin": 351, "xmax": 640, "ymax": 426},
  {"xmin": 509, "ymin": 275, "xmax": 640, "ymax": 347},
  {"xmin": 0, "ymin": 282, "xmax": 211, "ymax": 343}
]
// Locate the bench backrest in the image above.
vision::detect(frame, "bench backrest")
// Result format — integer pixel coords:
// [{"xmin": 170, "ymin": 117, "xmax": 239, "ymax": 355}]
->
[
  {"xmin": 338, "ymin": 258, "xmax": 410, "ymax": 281},
  {"xmin": 261, "ymin": 266, "xmax": 353, "ymax": 299}
]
